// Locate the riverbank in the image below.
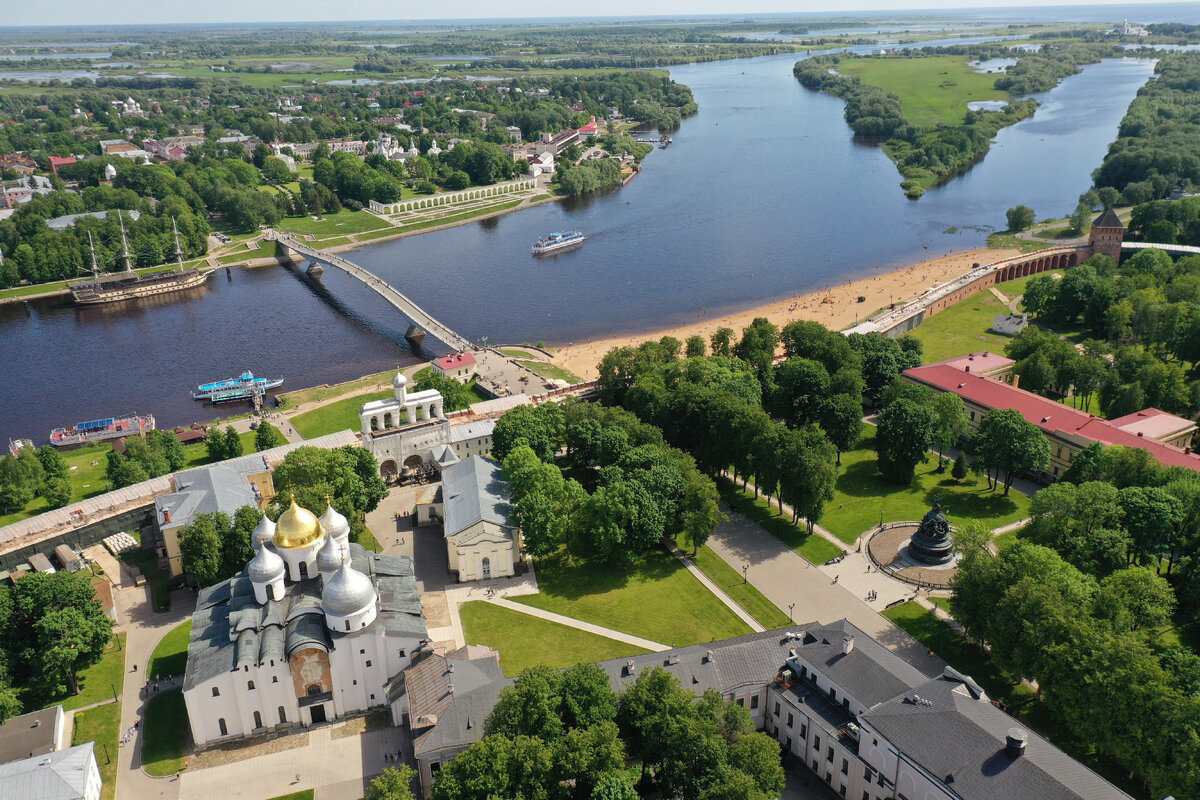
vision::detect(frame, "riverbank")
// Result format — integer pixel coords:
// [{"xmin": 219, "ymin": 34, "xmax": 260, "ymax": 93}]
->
[{"xmin": 552, "ymin": 245, "xmax": 1020, "ymax": 380}]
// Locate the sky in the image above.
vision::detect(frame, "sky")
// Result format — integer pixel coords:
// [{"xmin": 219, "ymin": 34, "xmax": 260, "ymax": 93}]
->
[{"xmin": 2, "ymin": 1, "xmax": 1184, "ymax": 29}]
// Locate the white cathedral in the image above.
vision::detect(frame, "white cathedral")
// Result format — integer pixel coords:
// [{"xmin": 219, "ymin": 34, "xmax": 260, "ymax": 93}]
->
[{"xmin": 182, "ymin": 500, "xmax": 428, "ymax": 746}]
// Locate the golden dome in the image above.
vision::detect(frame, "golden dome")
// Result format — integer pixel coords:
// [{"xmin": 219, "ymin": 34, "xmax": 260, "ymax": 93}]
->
[{"xmin": 274, "ymin": 499, "xmax": 324, "ymax": 548}]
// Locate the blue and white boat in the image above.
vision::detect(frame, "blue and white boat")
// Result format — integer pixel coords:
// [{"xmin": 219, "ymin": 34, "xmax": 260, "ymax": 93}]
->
[
  {"xmin": 192, "ymin": 372, "xmax": 284, "ymax": 403},
  {"xmin": 532, "ymin": 230, "xmax": 587, "ymax": 255}
]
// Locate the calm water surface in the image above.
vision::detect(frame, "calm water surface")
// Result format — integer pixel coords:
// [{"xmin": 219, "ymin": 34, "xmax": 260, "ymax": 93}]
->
[{"xmin": 0, "ymin": 51, "xmax": 1157, "ymax": 442}]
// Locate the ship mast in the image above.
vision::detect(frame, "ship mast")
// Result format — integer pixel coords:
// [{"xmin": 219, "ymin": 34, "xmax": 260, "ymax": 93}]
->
[
  {"xmin": 117, "ymin": 210, "xmax": 133, "ymax": 274},
  {"xmin": 87, "ymin": 232, "xmax": 102, "ymax": 281},
  {"xmin": 172, "ymin": 218, "xmax": 185, "ymax": 273}
]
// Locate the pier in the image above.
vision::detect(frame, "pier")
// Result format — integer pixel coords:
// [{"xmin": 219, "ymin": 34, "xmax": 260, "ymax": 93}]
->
[{"xmin": 269, "ymin": 232, "xmax": 474, "ymax": 352}]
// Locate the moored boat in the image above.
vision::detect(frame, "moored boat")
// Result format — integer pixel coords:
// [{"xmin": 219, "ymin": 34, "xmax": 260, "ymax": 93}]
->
[
  {"xmin": 192, "ymin": 372, "xmax": 284, "ymax": 403},
  {"xmin": 532, "ymin": 230, "xmax": 587, "ymax": 255},
  {"xmin": 69, "ymin": 216, "xmax": 210, "ymax": 305},
  {"xmin": 50, "ymin": 414, "xmax": 155, "ymax": 448}
]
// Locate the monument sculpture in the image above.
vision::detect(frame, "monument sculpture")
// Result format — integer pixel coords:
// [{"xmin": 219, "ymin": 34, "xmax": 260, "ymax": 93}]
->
[{"xmin": 909, "ymin": 495, "xmax": 954, "ymax": 565}]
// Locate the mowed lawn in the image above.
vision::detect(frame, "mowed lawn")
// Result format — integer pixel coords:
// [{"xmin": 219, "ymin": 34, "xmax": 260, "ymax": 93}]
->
[
  {"xmin": 141, "ymin": 688, "xmax": 190, "ymax": 776},
  {"xmin": 275, "ymin": 209, "xmax": 390, "ymax": 237},
  {"xmin": 460, "ymin": 601, "xmax": 649, "ymax": 677},
  {"xmin": 290, "ymin": 389, "xmax": 393, "ymax": 439},
  {"xmin": 689, "ymin": 545, "xmax": 791, "ymax": 628},
  {"xmin": 73, "ymin": 701, "xmax": 121, "ymax": 800},
  {"xmin": 819, "ymin": 427, "xmax": 1031, "ymax": 542},
  {"xmin": 512, "ymin": 549, "xmax": 752, "ymax": 646},
  {"xmin": 838, "ymin": 55, "xmax": 1008, "ymax": 127},
  {"xmin": 717, "ymin": 478, "xmax": 844, "ymax": 565},
  {"xmin": 148, "ymin": 621, "xmax": 192, "ymax": 678},
  {"xmin": 21, "ymin": 632, "xmax": 126, "ymax": 713},
  {"xmin": 0, "ymin": 443, "xmax": 112, "ymax": 528},
  {"xmin": 908, "ymin": 289, "xmax": 1010, "ymax": 364}
]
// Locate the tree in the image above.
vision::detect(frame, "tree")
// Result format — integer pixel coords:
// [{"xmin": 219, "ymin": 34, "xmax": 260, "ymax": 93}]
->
[
  {"xmin": 1027, "ymin": 481, "xmax": 1129, "ymax": 576},
  {"xmin": 104, "ymin": 451, "xmax": 148, "ymax": 490},
  {"xmin": 875, "ymin": 398, "xmax": 935, "ymax": 485},
  {"xmin": 430, "ymin": 733, "xmax": 555, "ymax": 800},
  {"xmin": 1068, "ymin": 201, "xmax": 1092, "ymax": 235},
  {"xmin": 493, "ymin": 404, "xmax": 564, "ymax": 462},
  {"xmin": 1006, "ymin": 204, "xmax": 1035, "ymax": 232},
  {"xmin": 178, "ymin": 511, "xmax": 228, "ymax": 587},
  {"xmin": 710, "ymin": 328, "xmax": 734, "ymax": 358},
  {"xmin": 771, "ymin": 358, "xmax": 829, "ymax": 427},
  {"xmin": 254, "ymin": 421, "xmax": 287, "ymax": 451},
  {"xmin": 685, "ymin": 335, "xmax": 707, "ymax": 358},
  {"xmin": 951, "ymin": 451, "xmax": 969, "ymax": 481},
  {"xmin": 929, "ymin": 392, "xmax": 967, "ymax": 460},
  {"xmin": 0, "ymin": 450, "xmax": 44, "ymax": 511},
  {"xmin": 224, "ymin": 426, "xmax": 243, "ymax": 459},
  {"xmin": 1098, "ymin": 568, "xmax": 1175, "ymax": 631},
  {"xmin": 1119, "ymin": 485, "xmax": 1183, "ymax": 566},
  {"xmin": 364, "ymin": 766, "xmax": 416, "ymax": 800},
  {"xmin": 590, "ymin": 774, "xmax": 639, "ymax": 800},
  {"xmin": 819, "ymin": 394, "xmax": 863, "ymax": 465},
  {"xmin": 970, "ymin": 408, "xmax": 1050, "ymax": 494},
  {"xmin": 777, "ymin": 427, "xmax": 837, "ymax": 531},
  {"xmin": 486, "ymin": 665, "xmax": 566, "ymax": 742},
  {"xmin": 680, "ymin": 473, "xmax": 726, "ymax": 555},
  {"xmin": 204, "ymin": 426, "xmax": 228, "ymax": 461},
  {"xmin": 733, "ymin": 318, "xmax": 779, "ymax": 390},
  {"xmin": 560, "ymin": 662, "xmax": 619, "ymax": 729},
  {"xmin": 0, "ymin": 571, "xmax": 113, "ymax": 697}
]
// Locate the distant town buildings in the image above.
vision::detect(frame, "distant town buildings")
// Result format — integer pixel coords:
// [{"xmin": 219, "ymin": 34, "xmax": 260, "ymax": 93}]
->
[{"xmin": 99, "ymin": 139, "xmax": 151, "ymax": 161}]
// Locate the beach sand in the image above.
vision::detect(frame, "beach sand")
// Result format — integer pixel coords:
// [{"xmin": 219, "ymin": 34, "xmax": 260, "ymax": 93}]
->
[{"xmin": 553, "ymin": 245, "xmax": 1021, "ymax": 380}]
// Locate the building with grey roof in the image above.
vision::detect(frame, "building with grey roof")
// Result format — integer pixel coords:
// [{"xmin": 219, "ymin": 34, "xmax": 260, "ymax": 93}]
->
[
  {"xmin": 46, "ymin": 209, "xmax": 140, "ymax": 232},
  {"xmin": 182, "ymin": 499, "xmax": 428, "ymax": 748},
  {"xmin": 0, "ymin": 705, "xmax": 66, "ymax": 765},
  {"xmin": 403, "ymin": 619, "xmax": 1134, "ymax": 800},
  {"xmin": 0, "ymin": 741, "xmax": 100, "ymax": 800},
  {"xmin": 438, "ymin": 456, "xmax": 521, "ymax": 582}
]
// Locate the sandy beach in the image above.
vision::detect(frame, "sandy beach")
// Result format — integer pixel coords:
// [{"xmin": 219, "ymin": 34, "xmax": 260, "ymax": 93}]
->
[{"xmin": 554, "ymin": 245, "xmax": 1021, "ymax": 380}]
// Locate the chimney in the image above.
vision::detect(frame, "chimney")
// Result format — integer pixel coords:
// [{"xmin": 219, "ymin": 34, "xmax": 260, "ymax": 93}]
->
[
  {"xmin": 964, "ymin": 366, "xmax": 970, "ymax": 373},
  {"xmin": 667, "ymin": 652, "xmax": 680, "ymax": 665},
  {"xmin": 1012, "ymin": 373, "xmax": 1020, "ymax": 389},
  {"xmin": 1138, "ymin": 431, "xmax": 1144, "ymax": 437},
  {"xmin": 163, "ymin": 509, "xmax": 171, "ymax": 524},
  {"xmin": 704, "ymin": 650, "xmax": 715, "ymax": 663},
  {"xmin": 1005, "ymin": 728, "xmax": 1027, "ymax": 759},
  {"xmin": 842, "ymin": 635, "xmax": 855, "ymax": 655}
]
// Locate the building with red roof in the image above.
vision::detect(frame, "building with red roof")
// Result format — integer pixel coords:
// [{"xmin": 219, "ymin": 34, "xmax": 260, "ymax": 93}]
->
[
  {"xmin": 47, "ymin": 156, "xmax": 76, "ymax": 174},
  {"xmin": 577, "ymin": 116, "xmax": 600, "ymax": 137},
  {"xmin": 904, "ymin": 354, "xmax": 1200, "ymax": 479},
  {"xmin": 432, "ymin": 352, "xmax": 478, "ymax": 384}
]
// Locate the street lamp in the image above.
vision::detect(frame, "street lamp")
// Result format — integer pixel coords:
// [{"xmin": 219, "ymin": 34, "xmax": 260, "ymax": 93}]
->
[
  {"xmin": 742, "ymin": 563, "xmax": 749, "ymax": 583},
  {"xmin": 788, "ymin": 603, "xmax": 795, "ymax": 622}
]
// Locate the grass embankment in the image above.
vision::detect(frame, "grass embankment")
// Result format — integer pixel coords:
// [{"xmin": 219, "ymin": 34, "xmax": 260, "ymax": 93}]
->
[
  {"xmin": 290, "ymin": 389, "xmax": 394, "ymax": 439},
  {"xmin": 512, "ymin": 549, "xmax": 752, "ymax": 646},
  {"xmin": 906, "ymin": 288, "xmax": 1011, "ymax": 364},
  {"xmin": 820, "ymin": 427, "xmax": 1031, "ymax": 543},
  {"xmin": 148, "ymin": 621, "xmax": 192, "ymax": 678},
  {"xmin": 268, "ymin": 792, "xmax": 315, "ymax": 800},
  {"xmin": 460, "ymin": 601, "xmax": 650, "ymax": 677},
  {"xmin": 883, "ymin": 601, "xmax": 1140, "ymax": 797},
  {"xmin": 277, "ymin": 369, "xmax": 397, "ymax": 409},
  {"xmin": 838, "ymin": 55, "xmax": 1008, "ymax": 127},
  {"xmin": 717, "ymin": 478, "xmax": 844, "ymax": 565},
  {"xmin": 141, "ymin": 688, "xmax": 190, "ymax": 776},
  {"xmin": 689, "ymin": 545, "xmax": 791, "ymax": 628},
  {"xmin": 517, "ymin": 360, "xmax": 582, "ymax": 384},
  {"xmin": 72, "ymin": 702, "xmax": 121, "ymax": 800},
  {"xmin": 396, "ymin": 199, "xmax": 522, "ymax": 233}
]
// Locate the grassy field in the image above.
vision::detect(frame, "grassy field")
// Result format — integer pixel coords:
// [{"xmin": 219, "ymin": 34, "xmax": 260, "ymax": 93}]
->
[
  {"xmin": 517, "ymin": 360, "xmax": 582, "ymax": 384},
  {"xmin": 275, "ymin": 210, "xmax": 389, "ymax": 237},
  {"xmin": 21, "ymin": 632, "xmax": 126, "ymax": 712},
  {"xmin": 396, "ymin": 199, "xmax": 522, "ymax": 233},
  {"xmin": 820, "ymin": 427, "xmax": 1031, "ymax": 542},
  {"xmin": 141, "ymin": 688, "xmax": 190, "ymax": 776},
  {"xmin": 148, "ymin": 621, "xmax": 192, "ymax": 678},
  {"xmin": 512, "ymin": 549, "xmax": 752, "ymax": 646},
  {"xmin": 838, "ymin": 55, "xmax": 1008, "ymax": 127},
  {"xmin": 290, "ymin": 389, "xmax": 394, "ymax": 439},
  {"xmin": 72, "ymin": 701, "xmax": 121, "ymax": 800},
  {"xmin": 717, "ymin": 478, "xmax": 845, "ymax": 565},
  {"xmin": 460, "ymin": 601, "xmax": 649, "ymax": 677},
  {"xmin": 907, "ymin": 289, "xmax": 1011, "ymax": 364},
  {"xmin": 268, "ymin": 792, "xmax": 315, "ymax": 800},
  {"xmin": 0, "ymin": 279, "xmax": 71, "ymax": 300},
  {"xmin": 278, "ymin": 369, "xmax": 396, "ymax": 408},
  {"xmin": 689, "ymin": 545, "xmax": 791, "ymax": 628},
  {"xmin": 216, "ymin": 242, "xmax": 270, "ymax": 264}
]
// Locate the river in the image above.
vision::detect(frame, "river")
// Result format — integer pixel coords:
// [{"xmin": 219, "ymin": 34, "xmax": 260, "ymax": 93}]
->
[{"xmin": 0, "ymin": 49, "xmax": 1158, "ymax": 443}]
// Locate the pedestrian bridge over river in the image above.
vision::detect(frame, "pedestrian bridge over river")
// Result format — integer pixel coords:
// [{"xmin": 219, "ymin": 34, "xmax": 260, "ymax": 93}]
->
[{"xmin": 268, "ymin": 232, "xmax": 473, "ymax": 352}]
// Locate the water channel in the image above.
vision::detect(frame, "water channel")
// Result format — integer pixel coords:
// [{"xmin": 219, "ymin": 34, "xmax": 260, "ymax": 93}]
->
[{"xmin": 0, "ymin": 49, "xmax": 1159, "ymax": 442}]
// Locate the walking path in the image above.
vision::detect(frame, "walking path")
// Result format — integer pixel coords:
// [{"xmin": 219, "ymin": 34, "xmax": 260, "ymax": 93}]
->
[
  {"xmin": 662, "ymin": 539, "xmax": 764, "ymax": 633},
  {"xmin": 705, "ymin": 509, "xmax": 946, "ymax": 676},
  {"xmin": 484, "ymin": 597, "xmax": 671, "ymax": 651}
]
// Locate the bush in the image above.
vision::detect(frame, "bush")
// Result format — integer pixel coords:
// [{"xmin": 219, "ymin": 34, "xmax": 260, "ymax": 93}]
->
[{"xmin": 343, "ymin": 198, "xmax": 363, "ymax": 211}]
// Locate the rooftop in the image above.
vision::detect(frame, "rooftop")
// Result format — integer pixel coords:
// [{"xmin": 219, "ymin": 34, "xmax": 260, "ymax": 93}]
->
[
  {"xmin": 433, "ymin": 352, "xmax": 477, "ymax": 371},
  {"xmin": 440, "ymin": 456, "xmax": 512, "ymax": 538},
  {"xmin": 788, "ymin": 620, "xmax": 931, "ymax": 708},
  {"xmin": 904, "ymin": 363, "xmax": 1200, "ymax": 472},
  {"xmin": 1092, "ymin": 208, "xmax": 1124, "ymax": 230},
  {"xmin": 0, "ymin": 741, "xmax": 95, "ymax": 800},
  {"xmin": 1109, "ymin": 408, "xmax": 1196, "ymax": 440},
  {"xmin": 935, "ymin": 351, "xmax": 1014, "ymax": 375},
  {"xmin": 0, "ymin": 706, "xmax": 62, "ymax": 765}
]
